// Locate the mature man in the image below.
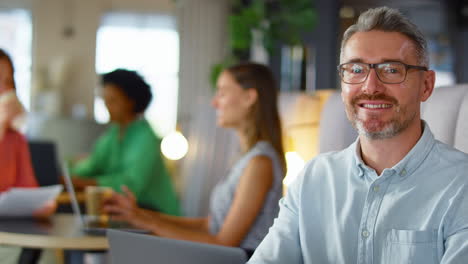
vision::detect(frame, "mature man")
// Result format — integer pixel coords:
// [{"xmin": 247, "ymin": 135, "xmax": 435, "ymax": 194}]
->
[{"xmin": 247, "ymin": 7, "xmax": 468, "ymax": 264}]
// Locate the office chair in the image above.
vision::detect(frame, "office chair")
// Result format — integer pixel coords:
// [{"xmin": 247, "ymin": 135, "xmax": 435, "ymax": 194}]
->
[
  {"xmin": 18, "ymin": 141, "xmax": 61, "ymax": 264},
  {"xmin": 28, "ymin": 140, "xmax": 60, "ymax": 186}
]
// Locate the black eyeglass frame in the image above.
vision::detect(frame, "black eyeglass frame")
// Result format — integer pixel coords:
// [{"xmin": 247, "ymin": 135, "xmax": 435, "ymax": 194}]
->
[{"xmin": 337, "ymin": 62, "xmax": 429, "ymax": 84}]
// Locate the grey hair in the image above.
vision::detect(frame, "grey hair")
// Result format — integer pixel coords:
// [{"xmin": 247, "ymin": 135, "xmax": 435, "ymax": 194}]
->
[{"xmin": 340, "ymin": 6, "xmax": 429, "ymax": 67}]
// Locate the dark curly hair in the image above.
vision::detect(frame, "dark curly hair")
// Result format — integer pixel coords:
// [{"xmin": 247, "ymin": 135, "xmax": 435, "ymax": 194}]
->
[{"xmin": 101, "ymin": 69, "xmax": 153, "ymax": 114}]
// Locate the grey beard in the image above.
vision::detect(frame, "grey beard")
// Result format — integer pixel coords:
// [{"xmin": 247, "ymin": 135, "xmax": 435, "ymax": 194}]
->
[
  {"xmin": 354, "ymin": 119, "xmax": 401, "ymax": 140},
  {"xmin": 351, "ymin": 111, "xmax": 416, "ymax": 140}
]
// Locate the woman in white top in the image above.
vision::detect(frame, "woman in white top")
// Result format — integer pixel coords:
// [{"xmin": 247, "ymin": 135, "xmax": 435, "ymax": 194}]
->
[{"xmin": 104, "ymin": 62, "xmax": 286, "ymax": 256}]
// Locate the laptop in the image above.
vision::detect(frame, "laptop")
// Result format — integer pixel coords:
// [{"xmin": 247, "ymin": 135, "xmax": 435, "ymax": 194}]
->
[
  {"xmin": 62, "ymin": 163, "xmax": 150, "ymax": 236},
  {"xmin": 108, "ymin": 229, "xmax": 247, "ymax": 264}
]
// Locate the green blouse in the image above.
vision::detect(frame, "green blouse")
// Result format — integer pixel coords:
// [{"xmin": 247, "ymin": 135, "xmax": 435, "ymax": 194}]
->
[{"xmin": 71, "ymin": 119, "xmax": 180, "ymax": 215}]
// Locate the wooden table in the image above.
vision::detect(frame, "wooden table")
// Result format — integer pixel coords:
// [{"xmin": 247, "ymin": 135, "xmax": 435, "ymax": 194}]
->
[
  {"xmin": 56, "ymin": 191, "xmax": 85, "ymax": 205},
  {"xmin": 0, "ymin": 213, "xmax": 108, "ymax": 263}
]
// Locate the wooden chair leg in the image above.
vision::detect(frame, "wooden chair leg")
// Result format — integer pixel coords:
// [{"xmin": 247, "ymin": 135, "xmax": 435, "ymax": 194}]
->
[{"xmin": 55, "ymin": 249, "xmax": 65, "ymax": 264}]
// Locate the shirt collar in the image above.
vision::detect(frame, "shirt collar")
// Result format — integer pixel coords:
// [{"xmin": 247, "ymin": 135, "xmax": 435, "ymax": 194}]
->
[
  {"xmin": 114, "ymin": 117, "xmax": 145, "ymax": 128},
  {"xmin": 353, "ymin": 141, "xmax": 365, "ymax": 178},
  {"xmin": 352, "ymin": 120, "xmax": 435, "ymax": 179}
]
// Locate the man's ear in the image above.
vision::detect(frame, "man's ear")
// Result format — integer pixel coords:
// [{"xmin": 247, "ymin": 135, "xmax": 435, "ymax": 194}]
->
[{"xmin": 421, "ymin": 70, "xmax": 435, "ymax": 102}]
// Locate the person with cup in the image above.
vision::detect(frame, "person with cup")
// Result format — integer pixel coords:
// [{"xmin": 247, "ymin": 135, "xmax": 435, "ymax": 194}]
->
[
  {"xmin": 0, "ymin": 48, "xmax": 57, "ymax": 263},
  {"xmin": 0, "ymin": 48, "xmax": 56, "ymax": 218},
  {"xmin": 69, "ymin": 69, "xmax": 180, "ymax": 216}
]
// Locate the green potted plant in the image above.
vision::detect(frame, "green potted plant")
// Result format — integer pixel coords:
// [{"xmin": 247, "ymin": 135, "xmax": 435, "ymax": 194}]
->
[{"xmin": 211, "ymin": 0, "xmax": 317, "ymax": 87}]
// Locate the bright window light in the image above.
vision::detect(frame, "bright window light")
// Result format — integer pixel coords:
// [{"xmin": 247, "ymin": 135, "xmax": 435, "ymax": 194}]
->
[
  {"xmin": 283, "ymin": 151, "xmax": 305, "ymax": 186},
  {"xmin": 0, "ymin": 9, "xmax": 32, "ymax": 110},
  {"xmin": 95, "ymin": 12, "xmax": 179, "ymax": 137}
]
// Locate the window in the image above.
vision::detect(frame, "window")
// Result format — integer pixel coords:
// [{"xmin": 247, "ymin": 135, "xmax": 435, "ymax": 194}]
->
[
  {"xmin": 95, "ymin": 12, "xmax": 179, "ymax": 136},
  {"xmin": 428, "ymin": 35, "xmax": 455, "ymax": 88},
  {"xmin": 0, "ymin": 9, "xmax": 32, "ymax": 110}
]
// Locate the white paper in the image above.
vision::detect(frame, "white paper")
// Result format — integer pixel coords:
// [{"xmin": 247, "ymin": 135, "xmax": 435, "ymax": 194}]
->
[{"xmin": 0, "ymin": 185, "xmax": 63, "ymax": 217}]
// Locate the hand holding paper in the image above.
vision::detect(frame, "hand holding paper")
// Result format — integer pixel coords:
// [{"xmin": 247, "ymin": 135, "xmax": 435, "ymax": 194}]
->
[
  {"xmin": 0, "ymin": 185, "xmax": 63, "ymax": 217},
  {"xmin": 33, "ymin": 199, "xmax": 58, "ymax": 219}
]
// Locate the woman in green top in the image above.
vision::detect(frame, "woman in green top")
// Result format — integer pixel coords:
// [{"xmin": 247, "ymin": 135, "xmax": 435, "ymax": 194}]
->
[{"xmin": 70, "ymin": 69, "xmax": 179, "ymax": 215}]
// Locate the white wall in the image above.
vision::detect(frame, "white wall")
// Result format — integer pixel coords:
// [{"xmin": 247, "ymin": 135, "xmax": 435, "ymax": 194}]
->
[{"xmin": 176, "ymin": 0, "xmax": 233, "ymax": 216}]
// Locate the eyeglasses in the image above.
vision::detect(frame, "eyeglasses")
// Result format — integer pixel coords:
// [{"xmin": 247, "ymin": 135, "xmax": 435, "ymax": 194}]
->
[{"xmin": 337, "ymin": 62, "xmax": 428, "ymax": 84}]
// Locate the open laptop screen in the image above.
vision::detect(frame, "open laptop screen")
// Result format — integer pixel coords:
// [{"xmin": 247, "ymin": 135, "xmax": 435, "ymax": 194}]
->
[
  {"xmin": 108, "ymin": 229, "xmax": 246, "ymax": 264},
  {"xmin": 62, "ymin": 163, "xmax": 87, "ymax": 228}
]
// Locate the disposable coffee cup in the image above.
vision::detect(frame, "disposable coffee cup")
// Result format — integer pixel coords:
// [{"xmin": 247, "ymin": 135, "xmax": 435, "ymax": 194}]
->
[{"xmin": 85, "ymin": 186, "xmax": 113, "ymax": 224}]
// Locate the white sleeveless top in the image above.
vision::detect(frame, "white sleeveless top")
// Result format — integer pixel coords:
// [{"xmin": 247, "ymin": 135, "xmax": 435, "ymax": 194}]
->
[{"xmin": 208, "ymin": 141, "xmax": 284, "ymax": 250}]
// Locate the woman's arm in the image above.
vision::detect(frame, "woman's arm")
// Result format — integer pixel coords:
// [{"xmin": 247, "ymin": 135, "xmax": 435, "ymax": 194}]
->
[
  {"xmin": 208, "ymin": 155, "xmax": 273, "ymax": 246},
  {"xmin": 135, "ymin": 208, "xmax": 209, "ymax": 232},
  {"xmin": 70, "ymin": 128, "xmax": 113, "ymax": 179},
  {"xmin": 105, "ymin": 156, "xmax": 274, "ymax": 247},
  {"xmin": 105, "ymin": 186, "xmax": 208, "ymax": 231},
  {"xmin": 71, "ymin": 177, "xmax": 97, "ymax": 191}
]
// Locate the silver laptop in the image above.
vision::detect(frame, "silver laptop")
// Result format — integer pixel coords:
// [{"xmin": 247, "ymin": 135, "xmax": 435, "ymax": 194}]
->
[
  {"xmin": 108, "ymin": 229, "xmax": 247, "ymax": 264},
  {"xmin": 62, "ymin": 163, "xmax": 149, "ymax": 236}
]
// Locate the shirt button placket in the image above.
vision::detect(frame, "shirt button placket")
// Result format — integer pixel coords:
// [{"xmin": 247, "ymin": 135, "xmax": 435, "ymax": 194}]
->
[
  {"xmin": 400, "ymin": 168, "xmax": 407, "ymax": 177},
  {"xmin": 362, "ymin": 229, "xmax": 370, "ymax": 238}
]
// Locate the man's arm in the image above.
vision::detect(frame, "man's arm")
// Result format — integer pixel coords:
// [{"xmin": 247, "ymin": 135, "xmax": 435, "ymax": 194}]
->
[
  {"xmin": 441, "ymin": 186, "xmax": 468, "ymax": 263},
  {"xmin": 247, "ymin": 171, "xmax": 304, "ymax": 264}
]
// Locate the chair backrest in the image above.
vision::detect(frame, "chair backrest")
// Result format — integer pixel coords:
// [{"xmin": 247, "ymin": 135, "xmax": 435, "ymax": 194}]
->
[
  {"xmin": 421, "ymin": 85, "xmax": 468, "ymax": 147},
  {"xmin": 28, "ymin": 140, "xmax": 60, "ymax": 186},
  {"xmin": 454, "ymin": 88, "xmax": 468, "ymax": 153}
]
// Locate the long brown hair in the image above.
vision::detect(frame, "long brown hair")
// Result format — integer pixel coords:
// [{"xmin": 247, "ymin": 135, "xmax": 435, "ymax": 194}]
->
[
  {"xmin": 226, "ymin": 62, "xmax": 286, "ymax": 173},
  {"xmin": 0, "ymin": 48, "xmax": 16, "ymax": 89}
]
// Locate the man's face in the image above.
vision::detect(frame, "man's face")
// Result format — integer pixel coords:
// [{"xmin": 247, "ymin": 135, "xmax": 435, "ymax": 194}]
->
[{"xmin": 340, "ymin": 30, "xmax": 434, "ymax": 140}]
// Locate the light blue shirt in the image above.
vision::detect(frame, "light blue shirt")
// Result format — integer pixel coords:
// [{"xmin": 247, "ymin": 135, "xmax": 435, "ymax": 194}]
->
[{"xmin": 248, "ymin": 123, "xmax": 468, "ymax": 264}]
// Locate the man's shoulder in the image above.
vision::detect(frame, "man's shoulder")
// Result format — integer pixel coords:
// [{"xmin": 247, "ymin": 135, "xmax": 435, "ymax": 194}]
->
[
  {"xmin": 427, "ymin": 140, "xmax": 468, "ymax": 183},
  {"xmin": 432, "ymin": 140, "xmax": 468, "ymax": 166},
  {"xmin": 300, "ymin": 145, "xmax": 356, "ymax": 180},
  {"xmin": 285, "ymin": 145, "xmax": 356, "ymax": 203},
  {"xmin": 309, "ymin": 144, "xmax": 355, "ymax": 165}
]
